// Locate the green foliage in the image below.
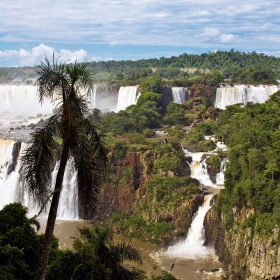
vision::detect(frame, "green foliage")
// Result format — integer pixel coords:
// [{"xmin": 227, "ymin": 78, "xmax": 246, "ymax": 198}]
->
[
  {"xmin": 47, "ymin": 225, "xmax": 145, "ymax": 280},
  {"xmin": 123, "ymin": 166, "xmax": 135, "ymax": 178},
  {"xmin": 183, "ymin": 129, "xmax": 216, "ymax": 152},
  {"xmin": 0, "ymin": 203, "xmax": 42, "ymax": 279},
  {"xmin": 102, "ymin": 92, "xmax": 162, "ymax": 135},
  {"xmin": 215, "ymin": 93, "xmax": 280, "ymax": 235},
  {"xmin": 206, "ymin": 154, "xmax": 223, "ymax": 174},
  {"xmin": 154, "ymin": 153, "xmax": 183, "ymax": 175},
  {"xmin": 231, "ymin": 66, "xmax": 278, "ymax": 84},
  {"xmin": 112, "ymin": 141, "xmax": 127, "ymax": 160},
  {"xmin": 194, "ymin": 120, "xmax": 218, "ymax": 135},
  {"xmin": 146, "ymin": 175, "xmax": 197, "ymax": 203},
  {"xmin": 140, "ymin": 76, "xmax": 163, "ymax": 93},
  {"xmin": 163, "ymin": 103, "xmax": 187, "ymax": 126},
  {"xmin": 149, "ymin": 270, "xmax": 180, "ymax": 280}
]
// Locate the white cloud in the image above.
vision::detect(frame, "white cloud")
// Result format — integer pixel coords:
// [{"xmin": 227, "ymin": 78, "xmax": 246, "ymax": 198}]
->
[
  {"xmin": 196, "ymin": 27, "xmax": 220, "ymax": 42},
  {"xmin": 0, "ymin": 44, "xmax": 88, "ymax": 66},
  {"xmin": 0, "ymin": 0, "xmax": 279, "ymax": 62},
  {"xmin": 219, "ymin": 33, "xmax": 237, "ymax": 43}
]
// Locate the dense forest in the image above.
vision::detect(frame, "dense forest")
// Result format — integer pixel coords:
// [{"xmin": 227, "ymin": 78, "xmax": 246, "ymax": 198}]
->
[{"xmin": 0, "ymin": 50, "xmax": 279, "ymax": 86}]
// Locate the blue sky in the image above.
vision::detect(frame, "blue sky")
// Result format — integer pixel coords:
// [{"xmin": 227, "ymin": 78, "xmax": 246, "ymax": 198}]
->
[{"xmin": 0, "ymin": 0, "xmax": 280, "ymax": 67}]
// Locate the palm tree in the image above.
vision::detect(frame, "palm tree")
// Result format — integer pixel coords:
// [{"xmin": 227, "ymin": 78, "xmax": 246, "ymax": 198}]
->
[
  {"xmin": 47, "ymin": 225, "xmax": 145, "ymax": 280},
  {"xmin": 20, "ymin": 56, "xmax": 107, "ymax": 280}
]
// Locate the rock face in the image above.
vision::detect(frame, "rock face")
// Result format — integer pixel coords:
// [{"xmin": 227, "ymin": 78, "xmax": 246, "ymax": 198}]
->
[
  {"xmin": 188, "ymin": 84, "xmax": 216, "ymax": 106},
  {"xmin": 93, "ymin": 149, "xmax": 204, "ymax": 243},
  {"xmin": 204, "ymin": 203, "xmax": 280, "ymax": 280}
]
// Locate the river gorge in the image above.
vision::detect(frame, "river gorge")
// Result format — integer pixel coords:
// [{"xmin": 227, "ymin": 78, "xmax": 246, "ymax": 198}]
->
[{"xmin": 1, "ymin": 83, "xmax": 280, "ymax": 279}]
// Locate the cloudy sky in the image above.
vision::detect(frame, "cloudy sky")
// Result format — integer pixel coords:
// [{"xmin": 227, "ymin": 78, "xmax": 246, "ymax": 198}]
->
[{"xmin": 0, "ymin": 0, "xmax": 280, "ymax": 67}]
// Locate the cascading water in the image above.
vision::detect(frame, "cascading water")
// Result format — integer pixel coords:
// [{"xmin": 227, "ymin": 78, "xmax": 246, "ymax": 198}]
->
[
  {"xmin": 116, "ymin": 85, "xmax": 140, "ymax": 111},
  {"xmin": 171, "ymin": 87, "xmax": 187, "ymax": 104},
  {"xmin": 166, "ymin": 194, "xmax": 214, "ymax": 259},
  {"xmin": 151, "ymin": 137, "xmax": 226, "ymax": 279},
  {"xmin": 0, "ymin": 139, "xmax": 79, "ymax": 220},
  {"xmin": 0, "ymin": 85, "xmax": 53, "ymax": 116},
  {"xmin": 87, "ymin": 84, "xmax": 97, "ymax": 109},
  {"xmin": 183, "ymin": 136, "xmax": 227, "ymax": 189},
  {"xmin": 215, "ymin": 85, "xmax": 280, "ymax": 109}
]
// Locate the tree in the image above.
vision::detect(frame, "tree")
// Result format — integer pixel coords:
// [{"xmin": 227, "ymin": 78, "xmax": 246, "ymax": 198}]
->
[
  {"xmin": 47, "ymin": 225, "xmax": 145, "ymax": 280},
  {"xmin": 20, "ymin": 57, "xmax": 107, "ymax": 280},
  {"xmin": 0, "ymin": 203, "xmax": 41, "ymax": 279}
]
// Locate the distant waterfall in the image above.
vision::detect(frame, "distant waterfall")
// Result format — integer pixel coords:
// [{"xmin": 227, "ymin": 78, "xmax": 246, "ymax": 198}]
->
[
  {"xmin": 0, "ymin": 139, "xmax": 79, "ymax": 220},
  {"xmin": 0, "ymin": 84, "xmax": 99, "ymax": 116},
  {"xmin": 171, "ymin": 87, "xmax": 187, "ymax": 104},
  {"xmin": 0, "ymin": 85, "xmax": 53, "ymax": 116},
  {"xmin": 87, "ymin": 84, "xmax": 97, "ymax": 109},
  {"xmin": 215, "ymin": 85, "xmax": 280, "ymax": 109},
  {"xmin": 116, "ymin": 86, "xmax": 140, "ymax": 111}
]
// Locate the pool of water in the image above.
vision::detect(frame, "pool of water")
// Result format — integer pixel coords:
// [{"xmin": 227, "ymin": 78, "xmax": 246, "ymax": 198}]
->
[{"xmin": 38, "ymin": 219, "xmax": 224, "ymax": 280}]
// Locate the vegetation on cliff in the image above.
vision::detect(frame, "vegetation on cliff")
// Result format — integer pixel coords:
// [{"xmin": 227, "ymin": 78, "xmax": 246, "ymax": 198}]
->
[{"xmin": 215, "ymin": 92, "xmax": 280, "ymax": 236}]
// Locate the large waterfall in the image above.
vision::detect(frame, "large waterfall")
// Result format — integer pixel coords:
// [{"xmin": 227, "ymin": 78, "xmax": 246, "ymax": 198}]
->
[
  {"xmin": 166, "ymin": 194, "xmax": 214, "ymax": 259},
  {"xmin": 0, "ymin": 85, "xmax": 53, "ymax": 116},
  {"xmin": 0, "ymin": 139, "xmax": 79, "ymax": 220},
  {"xmin": 215, "ymin": 85, "xmax": 280, "ymax": 109},
  {"xmin": 171, "ymin": 87, "xmax": 187, "ymax": 104},
  {"xmin": 116, "ymin": 86, "xmax": 140, "ymax": 111}
]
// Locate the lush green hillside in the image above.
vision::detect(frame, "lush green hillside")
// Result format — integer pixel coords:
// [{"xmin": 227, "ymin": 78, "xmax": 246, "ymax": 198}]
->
[{"xmin": 1, "ymin": 50, "xmax": 280, "ymax": 85}]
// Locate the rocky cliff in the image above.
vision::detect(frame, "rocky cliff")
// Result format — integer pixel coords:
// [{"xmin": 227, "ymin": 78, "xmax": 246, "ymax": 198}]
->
[
  {"xmin": 204, "ymin": 201, "xmax": 280, "ymax": 280},
  {"xmin": 93, "ymin": 147, "xmax": 205, "ymax": 244}
]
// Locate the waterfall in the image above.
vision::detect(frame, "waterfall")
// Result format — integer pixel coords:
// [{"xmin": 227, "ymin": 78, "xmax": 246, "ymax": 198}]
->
[
  {"xmin": 215, "ymin": 85, "xmax": 246, "ymax": 109},
  {"xmin": 216, "ymin": 158, "xmax": 228, "ymax": 186},
  {"xmin": 166, "ymin": 195, "xmax": 214, "ymax": 259},
  {"xmin": 183, "ymin": 135, "xmax": 227, "ymax": 188},
  {"xmin": 215, "ymin": 84, "xmax": 280, "ymax": 109},
  {"xmin": 171, "ymin": 87, "xmax": 187, "ymax": 104},
  {"xmin": 0, "ymin": 139, "xmax": 79, "ymax": 220},
  {"xmin": 0, "ymin": 85, "xmax": 53, "ymax": 116},
  {"xmin": 185, "ymin": 151, "xmax": 216, "ymax": 187},
  {"xmin": 116, "ymin": 86, "xmax": 140, "ymax": 111},
  {"xmin": 87, "ymin": 84, "xmax": 97, "ymax": 109}
]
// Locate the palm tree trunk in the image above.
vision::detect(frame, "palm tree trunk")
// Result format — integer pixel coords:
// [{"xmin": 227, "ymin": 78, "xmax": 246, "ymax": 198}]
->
[{"xmin": 35, "ymin": 140, "xmax": 71, "ymax": 280}]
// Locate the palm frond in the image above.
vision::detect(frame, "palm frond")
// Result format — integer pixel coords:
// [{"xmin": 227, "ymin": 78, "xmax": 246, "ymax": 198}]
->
[
  {"xmin": 20, "ymin": 115, "xmax": 59, "ymax": 205},
  {"xmin": 112, "ymin": 264, "xmax": 146, "ymax": 280},
  {"xmin": 70, "ymin": 118, "xmax": 107, "ymax": 218},
  {"xmin": 36, "ymin": 55, "xmax": 70, "ymax": 104},
  {"xmin": 110, "ymin": 241, "xmax": 142, "ymax": 265}
]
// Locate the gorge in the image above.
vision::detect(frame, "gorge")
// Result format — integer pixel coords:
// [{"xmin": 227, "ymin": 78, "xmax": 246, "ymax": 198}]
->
[{"xmin": 1, "ymin": 82, "xmax": 280, "ymax": 279}]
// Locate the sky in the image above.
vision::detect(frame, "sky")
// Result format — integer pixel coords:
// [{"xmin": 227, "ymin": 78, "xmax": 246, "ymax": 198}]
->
[{"xmin": 0, "ymin": 0, "xmax": 280, "ymax": 67}]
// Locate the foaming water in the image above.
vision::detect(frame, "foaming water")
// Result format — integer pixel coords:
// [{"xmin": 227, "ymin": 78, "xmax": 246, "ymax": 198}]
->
[
  {"xmin": 171, "ymin": 87, "xmax": 187, "ymax": 104},
  {"xmin": 116, "ymin": 86, "xmax": 140, "ymax": 111},
  {"xmin": 0, "ymin": 139, "xmax": 79, "ymax": 220},
  {"xmin": 166, "ymin": 195, "xmax": 214, "ymax": 259},
  {"xmin": 215, "ymin": 84, "xmax": 280, "ymax": 109}
]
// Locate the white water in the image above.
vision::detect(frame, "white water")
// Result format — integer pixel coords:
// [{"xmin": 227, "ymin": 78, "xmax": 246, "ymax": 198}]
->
[
  {"xmin": 116, "ymin": 85, "xmax": 140, "ymax": 111},
  {"xmin": 215, "ymin": 85, "xmax": 280, "ymax": 109},
  {"xmin": 0, "ymin": 139, "xmax": 79, "ymax": 220},
  {"xmin": 166, "ymin": 195, "xmax": 214, "ymax": 259},
  {"xmin": 151, "ymin": 137, "xmax": 227, "ymax": 275},
  {"xmin": 171, "ymin": 87, "xmax": 187, "ymax": 104},
  {"xmin": 183, "ymin": 136, "xmax": 227, "ymax": 189},
  {"xmin": 87, "ymin": 84, "xmax": 97, "ymax": 109},
  {"xmin": 0, "ymin": 85, "xmax": 53, "ymax": 116}
]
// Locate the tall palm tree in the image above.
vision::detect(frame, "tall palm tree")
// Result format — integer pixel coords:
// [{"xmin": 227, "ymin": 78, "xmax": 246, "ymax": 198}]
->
[
  {"xmin": 47, "ymin": 225, "xmax": 145, "ymax": 280},
  {"xmin": 20, "ymin": 56, "xmax": 107, "ymax": 280}
]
